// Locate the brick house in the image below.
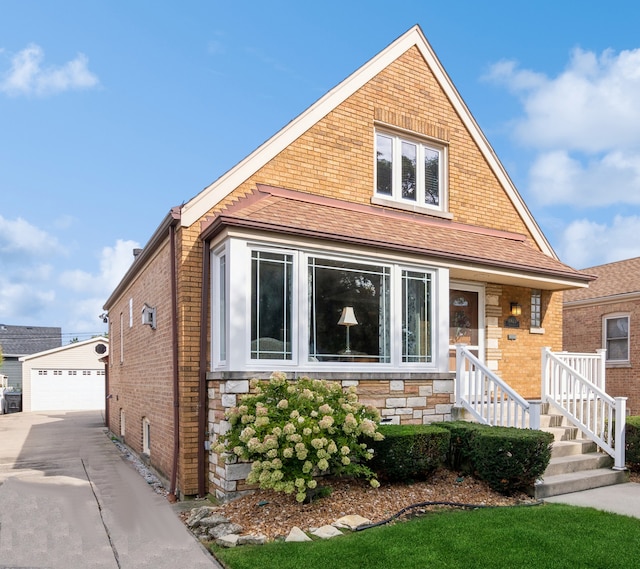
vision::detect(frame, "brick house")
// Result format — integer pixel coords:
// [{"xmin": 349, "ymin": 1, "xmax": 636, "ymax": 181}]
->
[
  {"xmin": 564, "ymin": 256, "xmax": 640, "ymax": 415},
  {"xmin": 103, "ymin": 26, "xmax": 591, "ymax": 499}
]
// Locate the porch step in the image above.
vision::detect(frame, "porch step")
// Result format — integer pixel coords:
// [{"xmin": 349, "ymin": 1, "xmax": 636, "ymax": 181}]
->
[
  {"xmin": 533, "ymin": 412, "xmax": 628, "ymax": 499},
  {"xmin": 535, "ymin": 468, "xmax": 628, "ymax": 499}
]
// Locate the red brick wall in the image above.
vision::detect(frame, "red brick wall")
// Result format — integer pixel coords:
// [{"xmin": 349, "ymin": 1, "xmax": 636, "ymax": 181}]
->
[
  {"xmin": 564, "ymin": 300, "xmax": 640, "ymax": 415},
  {"xmin": 106, "ymin": 240, "xmax": 179, "ymax": 488}
]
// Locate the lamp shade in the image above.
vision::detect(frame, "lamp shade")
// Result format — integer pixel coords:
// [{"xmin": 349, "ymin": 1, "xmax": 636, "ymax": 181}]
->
[{"xmin": 338, "ymin": 306, "xmax": 358, "ymax": 326}]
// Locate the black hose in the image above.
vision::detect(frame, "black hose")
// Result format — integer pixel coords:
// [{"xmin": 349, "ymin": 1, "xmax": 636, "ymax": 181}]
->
[{"xmin": 355, "ymin": 499, "xmax": 544, "ymax": 531}]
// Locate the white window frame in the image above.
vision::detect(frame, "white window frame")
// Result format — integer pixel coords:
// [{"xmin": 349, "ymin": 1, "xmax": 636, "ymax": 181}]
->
[
  {"xmin": 213, "ymin": 237, "xmax": 450, "ymax": 372},
  {"xmin": 120, "ymin": 408, "xmax": 125, "ymax": 437},
  {"xmin": 211, "ymin": 246, "xmax": 228, "ymax": 368},
  {"xmin": 249, "ymin": 248, "xmax": 296, "ymax": 363},
  {"xmin": 374, "ymin": 128, "xmax": 448, "ymax": 216},
  {"xmin": 603, "ymin": 313, "xmax": 630, "ymax": 364}
]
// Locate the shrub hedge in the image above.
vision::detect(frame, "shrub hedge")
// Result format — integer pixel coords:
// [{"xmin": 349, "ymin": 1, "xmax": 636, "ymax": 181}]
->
[
  {"xmin": 371, "ymin": 421, "xmax": 553, "ymax": 495},
  {"xmin": 626, "ymin": 416, "xmax": 640, "ymax": 471},
  {"xmin": 369, "ymin": 424, "xmax": 450, "ymax": 482}
]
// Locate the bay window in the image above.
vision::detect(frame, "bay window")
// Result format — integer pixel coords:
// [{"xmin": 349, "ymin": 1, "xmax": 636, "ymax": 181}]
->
[
  {"xmin": 213, "ymin": 239, "xmax": 444, "ymax": 369},
  {"xmin": 309, "ymin": 257, "xmax": 390, "ymax": 362},
  {"xmin": 402, "ymin": 270, "xmax": 432, "ymax": 362},
  {"xmin": 251, "ymin": 251, "xmax": 293, "ymax": 360}
]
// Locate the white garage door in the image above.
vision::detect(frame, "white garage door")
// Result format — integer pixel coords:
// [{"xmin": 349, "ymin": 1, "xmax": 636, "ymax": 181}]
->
[{"xmin": 30, "ymin": 370, "xmax": 105, "ymax": 411}]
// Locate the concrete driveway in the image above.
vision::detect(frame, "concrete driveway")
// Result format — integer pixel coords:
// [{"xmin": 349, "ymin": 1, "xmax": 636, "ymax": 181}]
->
[{"xmin": 0, "ymin": 410, "xmax": 220, "ymax": 568}]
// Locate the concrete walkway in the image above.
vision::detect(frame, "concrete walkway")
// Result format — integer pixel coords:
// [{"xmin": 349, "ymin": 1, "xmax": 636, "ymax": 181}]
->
[
  {"xmin": 545, "ymin": 481, "xmax": 640, "ymax": 519},
  {"xmin": 0, "ymin": 410, "xmax": 221, "ymax": 569}
]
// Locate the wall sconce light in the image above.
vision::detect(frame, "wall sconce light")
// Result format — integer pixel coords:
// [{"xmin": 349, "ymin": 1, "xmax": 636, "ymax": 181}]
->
[
  {"xmin": 505, "ymin": 302, "xmax": 522, "ymax": 329},
  {"xmin": 338, "ymin": 306, "xmax": 358, "ymax": 354}
]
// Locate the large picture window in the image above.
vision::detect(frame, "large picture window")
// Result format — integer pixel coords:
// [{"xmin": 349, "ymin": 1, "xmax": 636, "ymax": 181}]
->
[
  {"xmin": 308, "ymin": 257, "xmax": 390, "ymax": 362},
  {"xmin": 376, "ymin": 131, "xmax": 445, "ymax": 209},
  {"xmin": 604, "ymin": 315, "xmax": 629, "ymax": 362},
  {"xmin": 251, "ymin": 251, "xmax": 293, "ymax": 360},
  {"xmin": 402, "ymin": 270, "xmax": 432, "ymax": 362}
]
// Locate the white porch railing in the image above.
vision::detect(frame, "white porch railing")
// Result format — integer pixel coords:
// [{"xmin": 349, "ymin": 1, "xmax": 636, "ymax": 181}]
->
[
  {"xmin": 552, "ymin": 349, "xmax": 606, "ymax": 391},
  {"xmin": 542, "ymin": 347, "xmax": 626, "ymax": 470},
  {"xmin": 455, "ymin": 344, "xmax": 541, "ymax": 430}
]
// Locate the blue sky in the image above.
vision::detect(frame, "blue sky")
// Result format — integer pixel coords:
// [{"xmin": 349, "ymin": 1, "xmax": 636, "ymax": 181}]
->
[{"xmin": 2, "ymin": 1, "xmax": 640, "ymax": 341}]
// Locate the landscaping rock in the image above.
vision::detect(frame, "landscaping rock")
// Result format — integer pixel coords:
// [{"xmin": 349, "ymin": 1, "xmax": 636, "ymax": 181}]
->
[
  {"xmin": 332, "ymin": 514, "xmax": 371, "ymax": 530},
  {"xmin": 209, "ymin": 522, "xmax": 243, "ymax": 539},
  {"xmin": 199, "ymin": 514, "xmax": 230, "ymax": 527},
  {"xmin": 216, "ymin": 534, "xmax": 240, "ymax": 548},
  {"xmin": 310, "ymin": 525, "xmax": 343, "ymax": 539},
  {"xmin": 186, "ymin": 506, "xmax": 218, "ymax": 528},
  {"xmin": 238, "ymin": 534, "xmax": 267, "ymax": 546},
  {"xmin": 285, "ymin": 526, "xmax": 312, "ymax": 542}
]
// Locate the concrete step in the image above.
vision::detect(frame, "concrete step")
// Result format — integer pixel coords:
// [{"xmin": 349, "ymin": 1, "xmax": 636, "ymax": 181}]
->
[
  {"xmin": 535, "ymin": 468, "xmax": 628, "ymax": 499},
  {"xmin": 550, "ymin": 439, "xmax": 597, "ymax": 458},
  {"xmin": 544, "ymin": 452, "xmax": 613, "ymax": 477},
  {"xmin": 539, "ymin": 414, "xmax": 564, "ymax": 428},
  {"xmin": 544, "ymin": 425, "xmax": 579, "ymax": 441}
]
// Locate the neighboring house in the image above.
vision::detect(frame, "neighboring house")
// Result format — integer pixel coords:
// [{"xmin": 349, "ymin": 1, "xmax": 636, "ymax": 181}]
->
[
  {"xmin": 0, "ymin": 324, "xmax": 62, "ymax": 391},
  {"xmin": 564, "ymin": 256, "xmax": 640, "ymax": 415},
  {"xmin": 20, "ymin": 336, "xmax": 109, "ymax": 412},
  {"xmin": 103, "ymin": 26, "xmax": 591, "ymax": 499}
]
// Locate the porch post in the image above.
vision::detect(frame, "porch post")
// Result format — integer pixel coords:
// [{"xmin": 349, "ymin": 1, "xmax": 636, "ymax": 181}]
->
[
  {"xmin": 541, "ymin": 347, "xmax": 551, "ymax": 403},
  {"xmin": 455, "ymin": 344, "xmax": 464, "ymax": 407},
  {"xmin": 613, "ymin": 396, "xmax": 627, "ymax": 471},
  {"xmin": 596, "ymin": 349, "xmax": 607, "ymax": 391},
  {"xmin": 528, "ymin": 400, "xmax": 542, "ymax": 431}
]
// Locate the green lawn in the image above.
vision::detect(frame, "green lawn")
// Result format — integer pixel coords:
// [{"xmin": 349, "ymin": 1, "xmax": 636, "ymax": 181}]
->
[{"xmin": 213, "ymin": 503, "xmax": 640, "ymax": 569}]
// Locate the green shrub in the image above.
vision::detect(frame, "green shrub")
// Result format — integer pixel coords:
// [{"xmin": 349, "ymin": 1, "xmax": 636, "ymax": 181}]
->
[
  {"xmin": 438, "ymin": 421, "xmax": 485, "ymax": 473},
  {"xmin": 439, "ymin": 422, "xmax": 553, "ymax": 495},
  {"xmin": 626, "ymin": 416, "xmax": 640, "ymax": 471},
  {"xmin": 369, "ymin": 424, "xmax": 450, "ymax": 482},
  {"xmin": 470, "ymin": 427, "xmax": 553, "ymax": 494},
  {"xmin": 216, "ymin": 372, "xmax": 383, "ymax": 502}
]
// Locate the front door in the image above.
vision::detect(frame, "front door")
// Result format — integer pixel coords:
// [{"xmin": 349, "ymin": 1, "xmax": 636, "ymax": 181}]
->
[{"xmin": 449, "ymin": 286, "xmax": 483, "ymax": 371}]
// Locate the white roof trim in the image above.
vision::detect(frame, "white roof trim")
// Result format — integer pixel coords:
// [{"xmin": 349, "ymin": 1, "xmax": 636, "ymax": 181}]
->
[
  {"xmin": 19, "ymin": 336, "xmax": 109, "ymax": 362},
  {"xmin": 181, "ymin": 25, "xmax": 555, "ymax": 259}
]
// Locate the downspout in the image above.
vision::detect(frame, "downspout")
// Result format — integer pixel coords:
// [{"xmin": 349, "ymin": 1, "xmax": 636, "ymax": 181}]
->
[
  {"xmin": 168, "ymin": 220, "xmax": 181, "ymax": 502},
  {"xmin": 197, "ymin": 237, "xmax": 211, "ymax": 497}
]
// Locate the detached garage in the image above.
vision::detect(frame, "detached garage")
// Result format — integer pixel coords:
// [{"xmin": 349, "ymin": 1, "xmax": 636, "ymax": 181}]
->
[{"xmin": 21, "ymin": 336, "xmax": 109, "ymax": 412}]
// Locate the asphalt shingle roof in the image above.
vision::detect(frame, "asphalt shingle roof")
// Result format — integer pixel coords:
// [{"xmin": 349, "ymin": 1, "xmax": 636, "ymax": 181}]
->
[
  {"xmin": 201, "ymin": 185, "xmax": 591, "ymax": 286},
  {"xmin": 563, "ymin": 257, "xmax": 640, "ymax": 302},
  {"xmin": 0, "ymin": 324, "xmax": 62, "ymax": 356}
]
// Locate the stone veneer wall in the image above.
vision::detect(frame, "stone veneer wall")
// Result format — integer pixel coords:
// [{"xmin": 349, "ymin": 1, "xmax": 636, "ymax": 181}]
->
[{"xmin": 206, "ymin": 373, "xmax": 454, "ymax": 500}]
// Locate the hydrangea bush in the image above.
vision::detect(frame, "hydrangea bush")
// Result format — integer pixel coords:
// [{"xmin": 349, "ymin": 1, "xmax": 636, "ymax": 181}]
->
[{"xmin": 217, "ymin": 372, "xmax": 384, "ymax": 502}]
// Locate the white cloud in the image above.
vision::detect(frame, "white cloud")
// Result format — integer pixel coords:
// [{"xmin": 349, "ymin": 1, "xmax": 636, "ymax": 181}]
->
[
  {"xmin": 530, "ymin": 150, "xmax": 640, "ymax": 206},
  {"xmin": 0, "ymin": 215, "xmax": 64, "ymax": 255},
  {"xmin": 0, "ymin": 276, "xmax": 55, "ymax": 320},
  {"xmin": 557, "ymin": 215, "xmax": 640, "ymax": 268},
  {"xmin": 487, "ymin": 48, "xmax": 640, "ymax": 152},
  {"xmin": 0, "ymin": 43, "xmax": 99, "ymax": 97},
  {"xmin": 487, "ymin": 47, "xmax": 640, "ymax": 208},
  {"xmin": 58, "ymin": 239, "xmax": 140, "ymax": 333},
  {"xmin": 61, "ymin": 239, "xmax": 139, "ymax": 295}
]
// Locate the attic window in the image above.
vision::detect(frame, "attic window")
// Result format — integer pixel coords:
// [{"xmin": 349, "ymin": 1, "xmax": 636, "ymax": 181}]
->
[{"xmin": 374, "ymin": 130, "xmax": 448, "ymax": 216}]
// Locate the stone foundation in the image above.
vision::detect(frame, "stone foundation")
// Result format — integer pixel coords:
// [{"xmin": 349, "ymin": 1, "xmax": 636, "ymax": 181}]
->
[{"xmin": 206, "ymin": 372, "xmax": 454, "ymax": 500}]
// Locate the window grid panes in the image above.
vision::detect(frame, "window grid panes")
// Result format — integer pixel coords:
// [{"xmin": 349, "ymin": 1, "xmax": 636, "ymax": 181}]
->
[
  {"xmin": 251, "ymin": 251, "xmax": 293, "ymax": 360},
  {"xmin": 219, "ymin": 254, "xmax": 227, "ymax": 361},
  {"xmin": 308, "ymin": 257, "xmax": 390, "ymax": 363},
  {"xmin": 376, "ymin": 131, "xmax": 443, "ymax": 208},
  {"xmin": 605, "ymin": 316, "xmax": 629, "ymax": 362},
  {"xmin": 402, "ymin": 270, "xmax": 432, "ymax": 362},
  {"xmin": 531, "ymin": 289, "xmax": 541, "ymax": 328}
]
